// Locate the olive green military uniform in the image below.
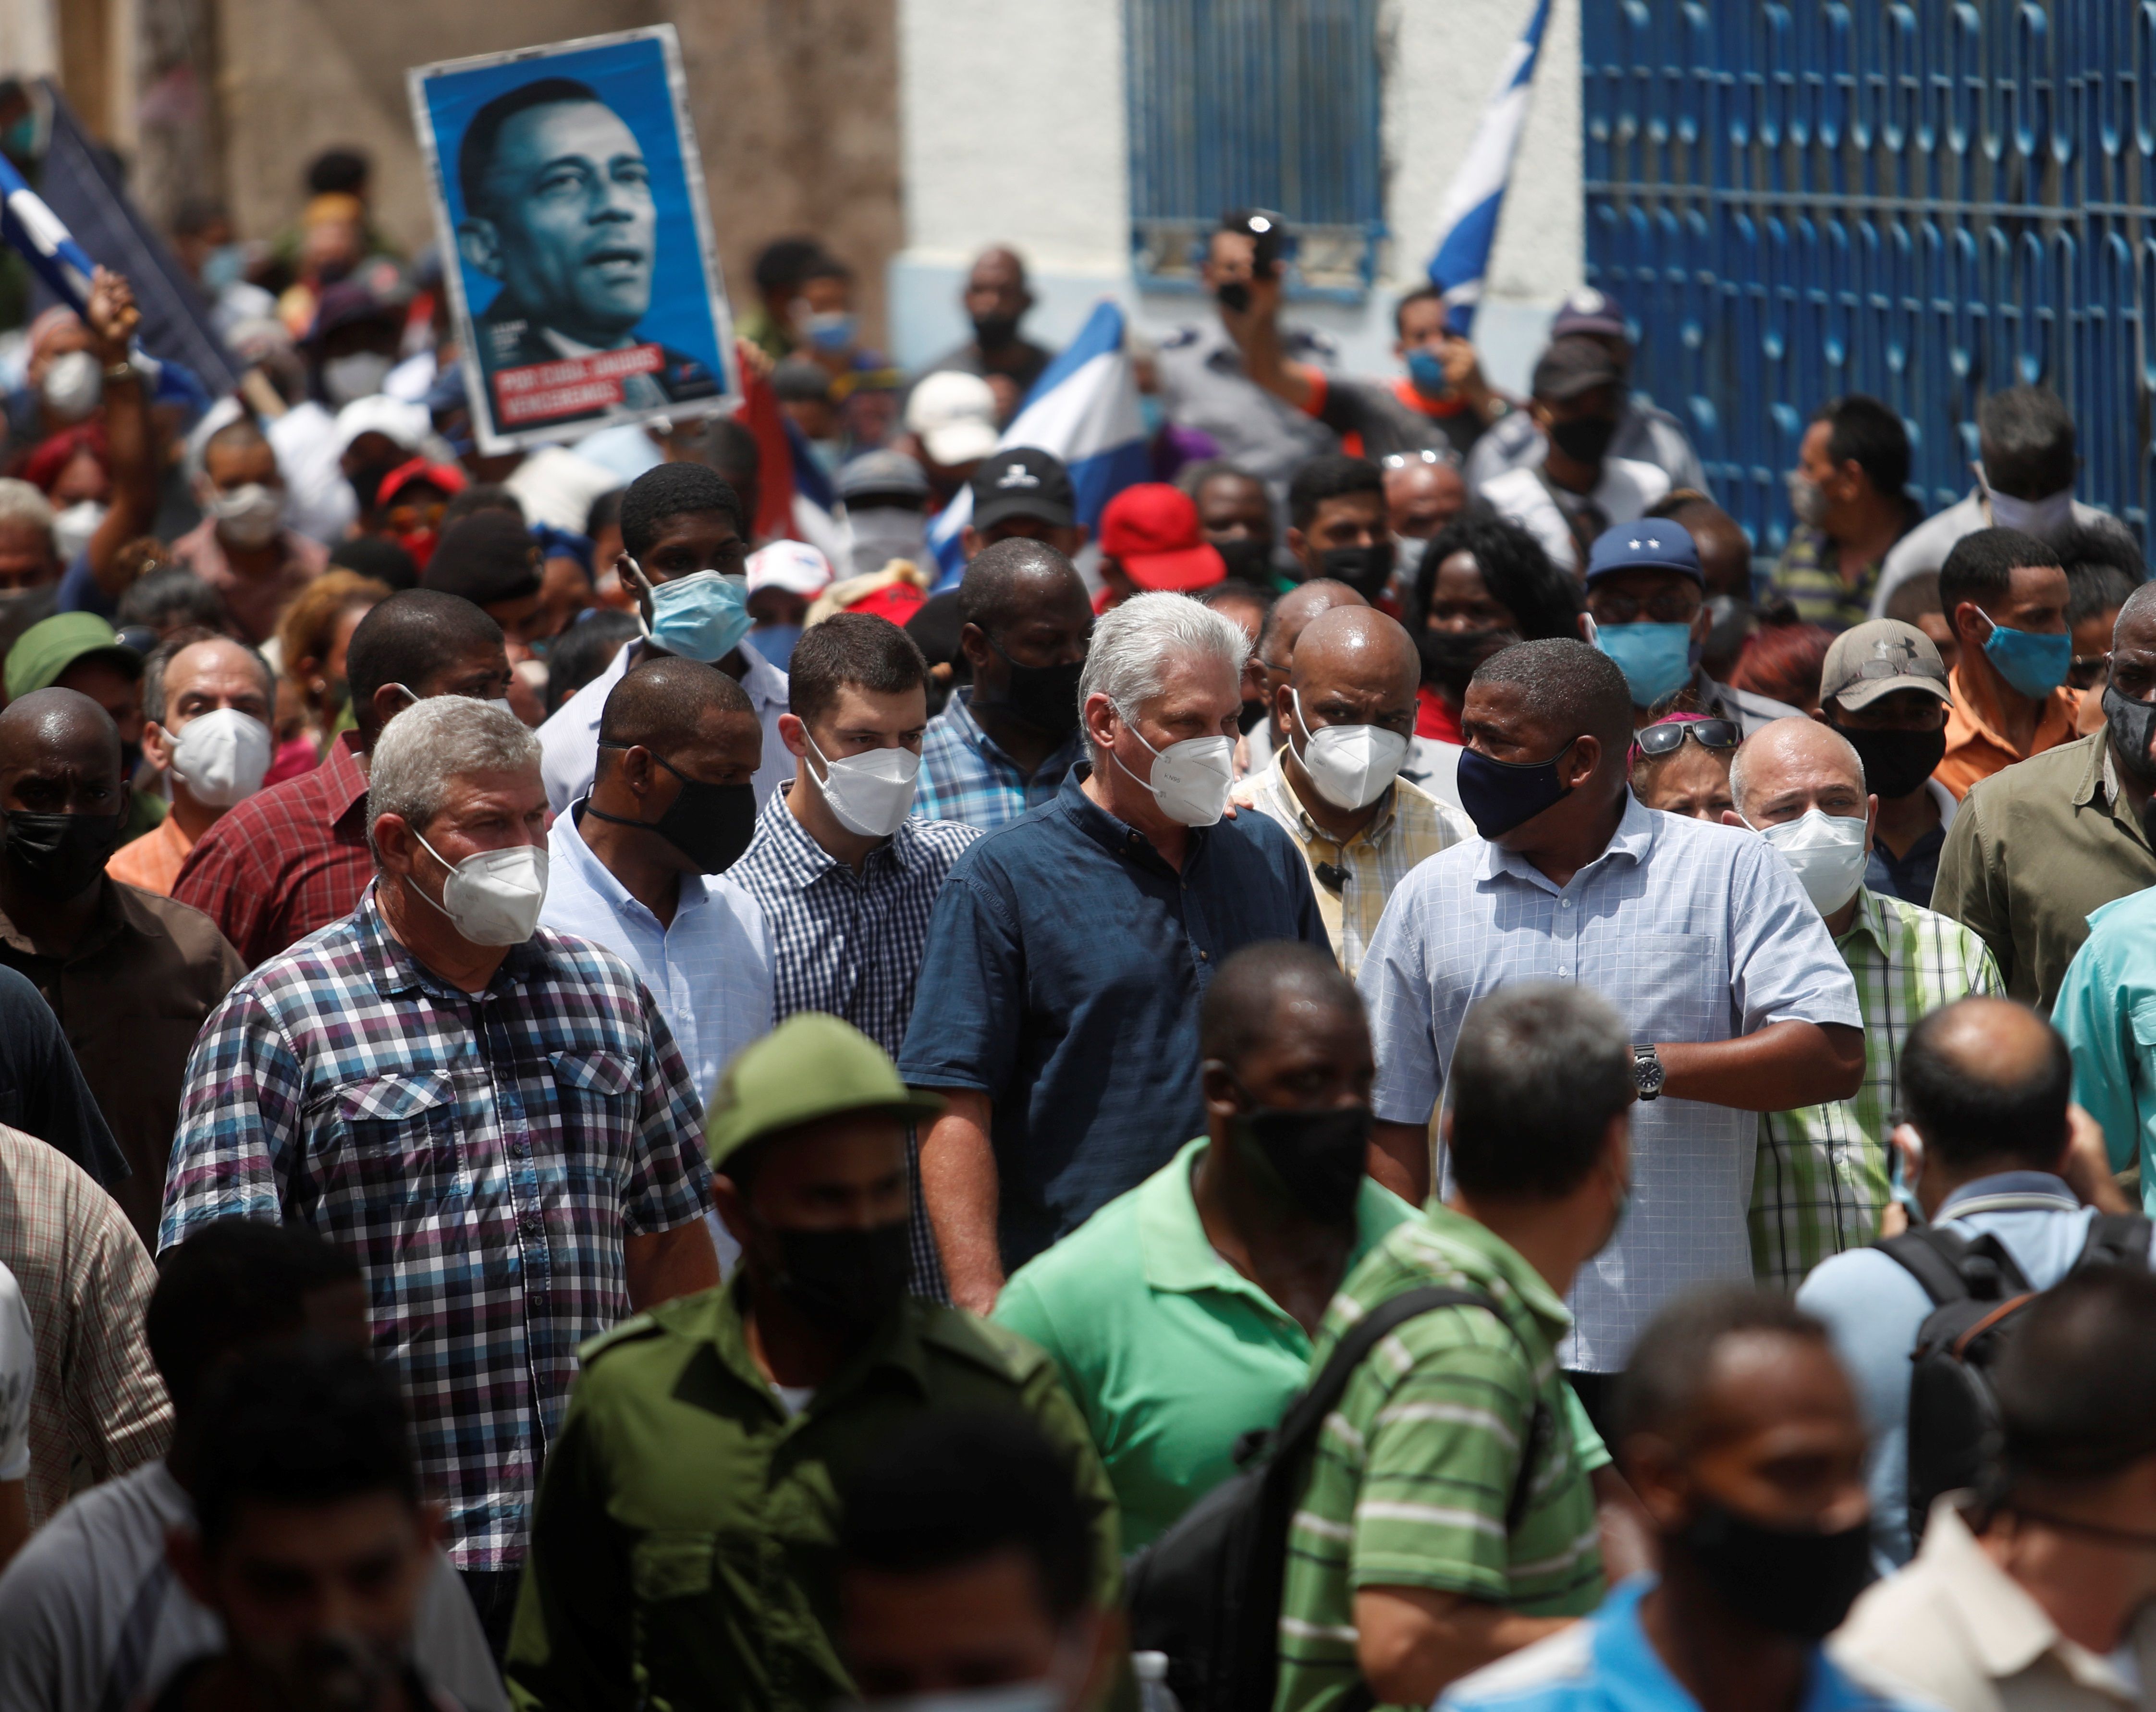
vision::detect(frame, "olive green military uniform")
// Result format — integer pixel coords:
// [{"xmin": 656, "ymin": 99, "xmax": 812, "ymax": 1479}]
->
[{"xmin": 502, "ymin": 1012, "xmax": 1123, "ymax": 1712}]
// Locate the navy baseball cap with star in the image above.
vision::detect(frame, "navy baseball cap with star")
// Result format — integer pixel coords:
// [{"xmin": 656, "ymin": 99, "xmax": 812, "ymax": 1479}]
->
[{"xmin": 1584, "ymin": 520, "xmax": 1703, "ymax": 586}]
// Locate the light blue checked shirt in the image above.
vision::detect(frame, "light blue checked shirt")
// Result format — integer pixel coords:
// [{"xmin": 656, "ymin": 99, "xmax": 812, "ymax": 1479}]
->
[
  {"xmin": 912, "ymin": 688, "xmax": 1084, "ymax": 833},
  {"xmin": 1358, "ymin": 794, "xmax": 1862, "ymax": 1372},
  {"xmin": 540, "ymin": 802, "xmax": 775, "ymax": 1109}
]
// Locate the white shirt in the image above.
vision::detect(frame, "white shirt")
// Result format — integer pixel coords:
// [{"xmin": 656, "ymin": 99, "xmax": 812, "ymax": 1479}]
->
[
  {"xmin": 1871, "ymin": 489, "xmax": 2117, "ymax": 618},
  {"xmin": 0, "ymin": 1262, "xmax": 29, "ymax": 1483},
  {"xmin": 538, "ymin": 636, "xmax": 792, "ymax": 815},
  {"xmin": 1479, "ymin": 454, "xmax": 1673, "ymax": 574},
  {"xmin": 0, "ymin": 1459, "xmax": 508, "ymax": 1712}
]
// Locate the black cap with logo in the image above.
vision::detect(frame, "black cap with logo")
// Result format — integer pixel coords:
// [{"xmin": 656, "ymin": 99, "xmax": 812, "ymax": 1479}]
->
[{"xmin": 968, "ymin": 446, "xmax": 1077, "ymax": 530}]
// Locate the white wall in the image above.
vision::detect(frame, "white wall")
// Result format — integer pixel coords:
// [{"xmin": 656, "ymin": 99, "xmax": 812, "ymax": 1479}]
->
[{"xmin": 892, "ymin": 0, "xmax": 1584, "ymax": 394}]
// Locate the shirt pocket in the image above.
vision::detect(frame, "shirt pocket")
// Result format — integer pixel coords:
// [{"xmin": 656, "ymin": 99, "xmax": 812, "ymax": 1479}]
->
[
  {"xmin": 1601, "ymin": 929, "xmax": 1730, "ymax": 1041},
  {"xmin": 550, "ymin": 1048, "xmax": 639, "ymax": 1193},
  {"xmin": 314, "ymin": 1071, "xmax": 463, "ymax": 1208},
  {"xmin": 628, "ymin": 1530, "xmax": 728, "ymax": 1700}
]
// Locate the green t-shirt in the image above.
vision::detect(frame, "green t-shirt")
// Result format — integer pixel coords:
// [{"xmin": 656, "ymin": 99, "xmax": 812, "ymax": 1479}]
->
[
  {"xmin": 1272, "ymin": 1205, "xmax": 1607, "ymax": 1712},
  {"xmin": 994, "ymin": 1137, "xmax": 1418, "ymax": 1550}
]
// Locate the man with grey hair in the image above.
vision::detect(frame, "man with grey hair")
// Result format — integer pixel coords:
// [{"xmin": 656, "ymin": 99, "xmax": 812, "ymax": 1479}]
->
[
  {"xmin": 1722, "ymin": 718, "xmax": 2002, "ymax": 1288},
  {"xmin": 163, "ymin": 693, "xmax": 720, "ymax": 1658},
  {"xmin": 903, "ymin": 589, "xmax": 1329, "ymax": 1311}
]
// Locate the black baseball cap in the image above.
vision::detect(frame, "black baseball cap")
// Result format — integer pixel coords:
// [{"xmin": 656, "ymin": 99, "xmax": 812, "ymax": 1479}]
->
[
  {"xmin": 970, "ymin": 447, "xmax": 1077, "ymax": 530},
  {"xmin": 1531, "ymin": 335, "xmax": 1625, "ymax": 404}
]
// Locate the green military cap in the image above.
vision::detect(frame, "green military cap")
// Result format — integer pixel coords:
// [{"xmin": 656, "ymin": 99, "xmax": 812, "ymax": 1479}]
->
[
  {"xmin": 5, "ymin": 612, "xmax": 141, "ymax": 703},
  {"xmin": 705, "ymin": 1012, "xmax": 946, "ymax": 1171}
]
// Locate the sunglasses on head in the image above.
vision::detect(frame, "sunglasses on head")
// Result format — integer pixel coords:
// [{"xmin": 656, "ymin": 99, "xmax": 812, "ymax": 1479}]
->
[{"xmin": 1629, "ymin": 718, "xmax": 1742, "ymax": 763}]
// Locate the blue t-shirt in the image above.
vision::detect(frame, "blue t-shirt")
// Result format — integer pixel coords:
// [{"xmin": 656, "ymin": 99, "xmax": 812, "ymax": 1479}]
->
[
  {"xmin": 897, "ymin": 766, "xmax": 1328, "ymax": 1268},
  {"xmin": 1797, "ymin": 1170, "xmax": 2156, "ymax": 1570}
]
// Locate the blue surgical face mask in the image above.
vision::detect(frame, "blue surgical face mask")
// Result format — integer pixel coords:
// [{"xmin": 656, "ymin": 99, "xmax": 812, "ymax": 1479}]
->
[
  {"xmin": 1404, "ymin": 347, "xmax": 1451, "ymax": 398},
  {"xmin": 1138, "ymin": 392, "xmax": 1165, "ymax": 438},
  {"xmin": 1456, "ymin": 738, "xmax": 1577, "ymax": 840},
  {"xmin": 1977, "ymin": 606, "xmax": 2072, "ymax": 700},
  {"xmin": 634, "ymin": 562, "xmax": 754, "ymax": 664},
  {"xmin": 1594, "ymin": 621, "xmax": 1695, "ymax": 709}
]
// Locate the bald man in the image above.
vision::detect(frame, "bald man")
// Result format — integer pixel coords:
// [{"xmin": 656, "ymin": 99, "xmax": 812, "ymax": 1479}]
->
[
  {"xmin": 0, "ymin": 688, "xmax": 243, "ymax": 1241},
  {"xmin": 917, "ymin": 246, "xmax": 1056, "ymax": 427},
  {"xmin": 540, "ymin": 654, "xmax": 774, "ymax": 1112},
  {"xmin": 915, "ymin": 538, "xmax": 1092, "ymax": 832},
  {"xmin": 1384, "ymin": 455, "xmax": 1468, "ymax": 567},
  {"xmin": 1246, "ymin": 577, "xmax": 1368, "ymax": 759},
  {"xmin": 1232, "ymin": 605, "xmax": 1473, "ymax": 977},
  {"xmin": 1725, "ymin": 718, "xmax": 2002, "ymax": 1288}
]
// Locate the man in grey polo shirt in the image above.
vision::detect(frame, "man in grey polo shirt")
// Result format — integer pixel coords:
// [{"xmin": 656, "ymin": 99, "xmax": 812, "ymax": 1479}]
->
[{"xmin": 1357, "ymin": 636, "xmax": 1862, "ymax": 1431}]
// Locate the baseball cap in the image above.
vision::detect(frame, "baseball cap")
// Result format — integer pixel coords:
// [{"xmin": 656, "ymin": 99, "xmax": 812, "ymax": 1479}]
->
[
  {"xmin": 837, "ymin": 448, "xmax": 931, "ymax": 506},
  {"xmin": 1818, "ymin": 619, "xmax": 1953, "ymax": 712},
  {"xmin": 1550, "ymin": 287, "xmax": 1630, "ymax": 342},
  {"xmin": 305, "ymin": 280, "xmax": 403, "ymax": 347},
  {"xmin": 904, "ymin": 371, "xmax": 1000, "ymax": 468},
  {"xmin": 1531, "ymin": 335, "xmax": 1625, "ymax": 404},
  {"xmin": 376, "ymin": 457, "xmax": 469, "ymax": 508},
  {"xmin": 704, "ymin": 1013, "xmax": 946, "ymax": 1172},
  {"xmin": 5, "ymin": 612, "xmax": 142, "ymax": 702},
  {"xmin": 970, "ymin": 447, "xmax": 1076, "ymax": 531},
  {"xmin": 1584, "ymin": 520, "xmax": 1703, "ymax": 586},
  {"xmin": 1100, "ymin": 484, "xmax": 1227, "ymax": 592},
  {"xmin": 747, "ymin": 540, "xmax": 834, "ymax": 600}
]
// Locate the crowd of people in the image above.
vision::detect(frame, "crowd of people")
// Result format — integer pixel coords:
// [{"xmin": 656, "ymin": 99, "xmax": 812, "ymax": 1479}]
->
[{"xmin": 0, "ymin": 159, "xmax": 2152, "ymax": 1712}]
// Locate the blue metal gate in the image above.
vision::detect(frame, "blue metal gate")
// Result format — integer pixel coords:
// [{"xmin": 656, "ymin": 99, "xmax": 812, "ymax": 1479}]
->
[{"xmin": 1582, "ymin": 1, "xmax": 2155, "ymax": 556}]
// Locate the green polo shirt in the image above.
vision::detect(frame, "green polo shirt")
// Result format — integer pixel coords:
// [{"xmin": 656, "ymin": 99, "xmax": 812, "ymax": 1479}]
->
[
  {"xmin": 504, "ymin": 1276, "xmax": 1120, "ymax": 1712},
  {"xmin": 993, "ymin": 1137, "xmax": 1418, "ymax": 1550}
]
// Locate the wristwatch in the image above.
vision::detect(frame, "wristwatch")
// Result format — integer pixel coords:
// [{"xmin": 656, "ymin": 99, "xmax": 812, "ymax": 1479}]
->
[{"xmin": 1632, "ymin": 1044, "xmax": 1665, "ymax": 1102}]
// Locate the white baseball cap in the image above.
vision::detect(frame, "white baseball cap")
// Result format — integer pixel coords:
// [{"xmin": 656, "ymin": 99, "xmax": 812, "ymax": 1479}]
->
[
  {"xmin": 747, "ymin": 539, "xmax": 835, "ymax": 599},
  {"xmin": 904, "ymin": 370, "xmax": 1000, "ymax": 468}
]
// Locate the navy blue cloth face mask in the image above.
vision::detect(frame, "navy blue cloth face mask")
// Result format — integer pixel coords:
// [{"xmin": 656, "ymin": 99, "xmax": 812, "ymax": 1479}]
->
[{"xmin": 1455, "ymin": 736, "xmax": 1579, "ymax": 840}]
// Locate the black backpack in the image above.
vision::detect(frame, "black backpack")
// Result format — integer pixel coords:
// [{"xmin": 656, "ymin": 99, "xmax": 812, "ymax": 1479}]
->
[
  {"xmin": 1125, "ymin": 1284, "xmax": 1551, "ymax": 1712},
  {"xmin": 1877, "ymin": 1210, "xmax": 2149, "ymax": 1548}
]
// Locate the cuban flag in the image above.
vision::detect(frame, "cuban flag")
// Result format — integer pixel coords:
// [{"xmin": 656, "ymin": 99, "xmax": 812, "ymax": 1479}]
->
[
  {"xmin": 926, "ymin": 299, "xmax": 1149, "ymax": 590},
  {"xmin": 1424, "ymin": 0, "xmax": 1551, "ymax": 334}
]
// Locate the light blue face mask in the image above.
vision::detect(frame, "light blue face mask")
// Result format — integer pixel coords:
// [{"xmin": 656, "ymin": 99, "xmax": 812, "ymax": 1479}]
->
[
  {"xmin": 1404, "ymin": 347, "xmax": 1451, "ymax": 397},
  {"xmin": 638, "ymin": 564, "xmax": 753, "ymax": 664},
  {"xmin": 1594, "ymin": 621, "xmax": 1694, "ymax": 708},
  {"xmin": 1977, "ymin": 606, "xmax": 2072, "ymax": 700}
]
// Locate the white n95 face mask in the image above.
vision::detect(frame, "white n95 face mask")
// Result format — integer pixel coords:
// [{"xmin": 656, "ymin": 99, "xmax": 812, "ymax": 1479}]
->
[
  {"xmin": 1292, "ymin": 690, "xmax": 1408, "ymax": 810},
  {"xmin": 42, "ymin": 349, "xmax": 102, "ymax": 422},
  {"xmin": 409, "ymin": 833, "xmax": 549, "ymax": 945},
  {"xmin": 205, "ymin": 480, "xmax": 285, "ymax": 550},
  {"xmin": 808, "ymin": 733, "xmax": 919, "ymax": 837},
  {"xmin": 167, "ymin": 708, "xmax": 273, "ymax": 808},
  {"xmin": 1752, "ymin": 807, "xmax": 1869, "ymax": 916},
  {"xmin": 1116, "ymin": 719, "xmax": 1235, "ymax": 827}
]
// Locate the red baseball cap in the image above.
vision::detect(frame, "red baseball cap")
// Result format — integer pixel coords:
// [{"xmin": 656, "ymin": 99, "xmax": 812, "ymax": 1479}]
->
[
  {"xmin": 375, "ymin": 456, "xmax": 469, "ymax": 507},
  {"xmin": 1100, "ymin": 483, "xmax": 1226, "ymax": 592}
]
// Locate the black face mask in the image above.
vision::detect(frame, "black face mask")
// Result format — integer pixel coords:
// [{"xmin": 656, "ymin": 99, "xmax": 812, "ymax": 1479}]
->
[
  {"xmin": 1550, "ymin": 415, "xmax": 1619, "ymax": 465},
  {"xmin": 1828, "ymin": 721, "xmax": 1948, "ymax": 800},
  {"xmin": 986, "ymin": 640, "xmax": 1084, "ymax": 738},
  {"xmin": 2104, "ymin": 685, "xmax": 2156, "ymax": 786},
  {"xmin": 587, "ymin": 747, "xmax": 760, "ymax": 874},
  {"xmin": 2, "ymin": 809, "xmax": 122, "ymax": 901},
  {"xmin": 1455, "ymin": 740, "xmax": 1576, "ymax": 840},
  {"xmin": 971, "ymin": 311, "xmax": 1020, "ymax": 352},
  {"xmin": 1212, "ymin": 536, "xmax": 1276, "ymax": 584},
  {"xmin": 1216, "ymin": 280, "xmax": 1252, "ymax": 315},
  {"xmin": 770, "ymin": 1221, "xmax": 911, "ymax": 1334},
  {"xmin": 1676, "ymin": 1499, "xmax": 1874, "ymax": 1639},
  {"xmin": 1230, "ymin": 1097, "xmax": 1373, "ymax": 1227},
  {"xmin": 1419, "ymin": 626, "xmax": 1518, "ymax": 700},
  {"xmin": 1320, "ymin": 541, "xmax": 1395, "ymax": 601}
]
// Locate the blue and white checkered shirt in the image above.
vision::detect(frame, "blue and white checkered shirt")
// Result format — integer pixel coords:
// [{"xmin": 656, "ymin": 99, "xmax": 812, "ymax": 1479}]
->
[
  {"xmin": 727, "ymin": 785, "xmax": 981, "ymax": 1294},
  {"xmin": 1358, "ymin": 794, "xmax": 1861, "ymax": 1371},
  {"xmin": 160, "ymin": 887, "xmax": 712, "ymax": 1570},
  {"xmin": 540, "ymin": 800, "xmax": 775, "ymax": 1108},
  {"xmin": 912, "ymin": 688, "xmax": 1083, "ymax": 834}
]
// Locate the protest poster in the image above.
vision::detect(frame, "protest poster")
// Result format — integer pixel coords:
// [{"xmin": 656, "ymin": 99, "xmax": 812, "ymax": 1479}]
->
[{"xmin": 408, "ymin": 25, "xmax": 736, "ymax": 452}]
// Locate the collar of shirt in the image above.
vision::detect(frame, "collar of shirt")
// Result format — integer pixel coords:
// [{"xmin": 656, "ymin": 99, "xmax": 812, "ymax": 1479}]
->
[
  {"xmin": 699, "ymin": 1271, "xmax": 938, "ymax": 1418},
  {"xmin": 1946, "ymin": 662, "xmax": 2080, "ymax": 764},
  {"xmin": 552, "ymin": 797, "xmax": 719, "ymax": 932},
  {"xmin": 351, "ymin": 881, "xmax": 544, "ymax": 1003},
  {"xmin": 943, "ymin": 686, "xmax": 1081, "ymax": 782},
  {"xmin": 1906, "ymin": 1500, "xmax": 2144, "ymax": 1694},
  {"xmin": 750, "ymin": 780, "xmax": 925, "ymax": 888},
  {"xmin": 1245, "ymin": 749, "xmax": 1399, "ymax": 853},
  {"xmin": 1417, "ymin": 1201, "xmax": 1576, "ymax": 1344},
  {"xmin": 1837, "ymin": 884, "xmax": 1896, "ymax": 961},
  {"xmin": 1935, "ymin": 1170, "xmax": 2082, "ymax": 1222},
  {"xmin": 0, "ymin": 873, "xmax": 168, "ymax": 964},
  {"xmin": 1588, "ymin": 1579, "xmax": 1877, "ymax": 1712},
  {"xmin": 1135, "ymin": 1135, "xmax": 1408, "ymax": 1304},
  {"xmin": 1057, "ymin": 764, "xmax": 1209, "ymax": 880},
  {"xmin": 1474, "ymin": 788, "xmax": 1655, "ymax": 894},
  {"xmin": 317, "ymin": 731, "xmax": 371, "ymax": 830}
]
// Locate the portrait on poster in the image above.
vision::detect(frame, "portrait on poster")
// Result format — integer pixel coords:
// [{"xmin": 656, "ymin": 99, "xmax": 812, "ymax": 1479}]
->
[{"xmin": 408, "ymin": 26, "xmax": 736, "ymax": 452}]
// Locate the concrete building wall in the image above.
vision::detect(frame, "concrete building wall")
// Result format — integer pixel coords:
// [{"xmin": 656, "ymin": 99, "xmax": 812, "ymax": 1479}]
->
[{"xmin": 893, "ymin": 0, "xmax": 1585, "ymax": 394}]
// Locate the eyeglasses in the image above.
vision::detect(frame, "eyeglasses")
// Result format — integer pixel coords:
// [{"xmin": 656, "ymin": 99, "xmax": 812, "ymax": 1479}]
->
[
  {"xmin": 2068, "ymin": 651, "xmax": 2111, "ymax": 690},
  {"xmin": 1629, "ymin": 719, "xmax": 1742, "ymax": 763},
  {"xmin": 1381, "ymin": 448, "xmax": 1459, "ymax": 471},
  {"xmin": 1589, "ymin": 592, "xmax": 1702, "ymax": 625}
]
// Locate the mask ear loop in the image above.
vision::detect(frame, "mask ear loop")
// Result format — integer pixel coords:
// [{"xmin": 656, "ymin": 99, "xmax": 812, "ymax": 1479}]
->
[{"xmin": 622, "ymin": 557, "xmax": 657, "ymax": 641}]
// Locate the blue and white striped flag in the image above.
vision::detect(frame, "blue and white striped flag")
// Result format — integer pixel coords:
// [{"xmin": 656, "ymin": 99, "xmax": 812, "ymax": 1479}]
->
[
  {"xmin": 927, "ymin": 299, "xmax": 1149, "ymax": 590},
  {"xmin": 1425, "ymin": 0, "xmax": 1552, "ymax": 334}
]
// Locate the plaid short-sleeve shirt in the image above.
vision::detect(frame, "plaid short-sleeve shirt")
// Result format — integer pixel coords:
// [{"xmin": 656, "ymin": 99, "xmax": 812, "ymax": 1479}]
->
[{"xmin": 160, "ymin": 889, "xmax": 712, "ymax": 1570}]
